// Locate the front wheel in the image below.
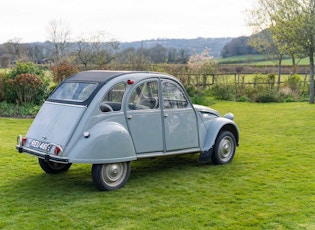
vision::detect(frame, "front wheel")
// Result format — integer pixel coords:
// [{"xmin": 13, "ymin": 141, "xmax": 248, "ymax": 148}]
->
[
  {"xmin": 212, "ymin": 130, "xmax": 236, "ymax": 165},
  {"xmin": 38, "ymin": 158, "xmax": 72, "ymax": 174},
  {"xmin": 92, "ymin": 162, "xmax": 131, "ymax": 191}
]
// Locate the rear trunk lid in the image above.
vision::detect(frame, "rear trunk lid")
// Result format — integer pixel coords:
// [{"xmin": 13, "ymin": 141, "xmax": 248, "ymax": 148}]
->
[{"xmin": 26, "ymin": 102, "xmax": 86, "ymax": 152}]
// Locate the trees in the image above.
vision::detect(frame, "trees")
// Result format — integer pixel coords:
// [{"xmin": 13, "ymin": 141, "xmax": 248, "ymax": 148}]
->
[
  {"xmin": 76, "ymin": 32, "xmax": 119, "ymax": 69},
  {"xmin": 247, "ymin": 0, "xmax": 315, "ymax": 103},
  {"xmin": 297, "ymin": 0, "xmax": 315, "ymax": 103},
  {"xmin": 248, "ymin": 30, "xmax": 285, "ymax": 86},
  {"xmin": 47, "ymin": 19, "xmax": 72, "ymax": 63},
  {"xmin": 3, "ymin": 38, "xmax": 29, "ymax": 63},
  {"xmin": 221, "ymin": 37, "xmax": 258, "ymax": 58},
  {"xmin": 46, "ymin": 20, "xmax": 121, "ymax": 69},
  {"xmin": 188, "ymin": 48, "xmax": 217, "ymax": 90}
]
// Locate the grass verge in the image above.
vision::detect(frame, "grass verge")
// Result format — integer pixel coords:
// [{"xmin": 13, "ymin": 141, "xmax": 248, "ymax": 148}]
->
[{"xmin": 0, "ymin": 102, "xmax": 314, "ymax": 229}]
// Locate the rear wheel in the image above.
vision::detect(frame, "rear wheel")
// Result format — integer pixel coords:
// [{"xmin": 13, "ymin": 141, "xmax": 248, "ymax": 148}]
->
[
  {"xmin": 92, "ymin": 162, "xmax": 131, "ymax": 191},
  {"xmin": 38, "ymin": 158, "xmax": 72, "ymax": 174},
  {"xmin": 212, "ymin": 130, "xmax": 236, "ymax": 165}
]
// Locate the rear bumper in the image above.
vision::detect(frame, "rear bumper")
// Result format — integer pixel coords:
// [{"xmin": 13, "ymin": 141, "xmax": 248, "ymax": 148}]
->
[
  {"xmin": 16, "ymin": 135, "xmax": 69, "ymax": 164},
  {"xmin": 16, "ymin": 145, "xmax": 69, "ymax": 163}
]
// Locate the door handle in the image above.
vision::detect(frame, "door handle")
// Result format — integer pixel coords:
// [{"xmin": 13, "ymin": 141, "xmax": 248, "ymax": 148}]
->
[
  {"xmin": 164, "ymin": 114, "xmax": 168, "ymax": 118},
  {"xmin": 127, "ymin": 115, "xmax": 132, "ymax": 119}
]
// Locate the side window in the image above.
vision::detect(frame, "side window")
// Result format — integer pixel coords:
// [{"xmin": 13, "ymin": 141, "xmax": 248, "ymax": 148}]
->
[
  {"xmin": 162, "ymin": 81, "xmax": 188, "ymax": 109},
  {"xmin": 102, "ymin": 82, "xmax": 126, "ymax": 111},
  {"xmin": 128, "ymin": 81, "xmax": 159, "ymax": 110}
]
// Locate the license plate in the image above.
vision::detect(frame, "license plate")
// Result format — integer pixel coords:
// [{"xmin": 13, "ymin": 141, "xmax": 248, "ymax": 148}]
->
[{"xmin": 29, "ymin": 139, "xmax": 51, "ymax": 152}]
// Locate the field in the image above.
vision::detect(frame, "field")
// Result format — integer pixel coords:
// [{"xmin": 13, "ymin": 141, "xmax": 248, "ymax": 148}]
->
[
  {"xmin": 216, "ymin": 54, "xmax": 311, "ymax": 66},
  {"xmin": 0, "ymin": 101, "xmax": 314, "ymax": 229}
]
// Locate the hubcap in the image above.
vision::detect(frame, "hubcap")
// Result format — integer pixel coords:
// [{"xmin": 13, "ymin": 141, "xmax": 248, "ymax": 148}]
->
[
  {"xmin": 102, "ymin": 163, "xmax": 126, "ymax": 186},
  {"xmin": 218, "ymin": 136, "xmax": 234, "ymax": 161},
  {"xmin": 108, "ymin": 165, "xmax": 120, "ymax": 180}
]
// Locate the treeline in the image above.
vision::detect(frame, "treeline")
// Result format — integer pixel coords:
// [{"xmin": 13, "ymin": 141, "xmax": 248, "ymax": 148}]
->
[
  {"xmin": 0, "ymin": 37, "xmax": 253, "ymax": 68},
  {"xmin": 220, "ymin": 36, "xmax": 258, "ymax": 58},
  {"xmin": 0, "ymin": 40, "xmax": 201, "ymax": 68},
  {"xmin": 120, "ymin": 37, "xmax": 233, "ymax": 57}
]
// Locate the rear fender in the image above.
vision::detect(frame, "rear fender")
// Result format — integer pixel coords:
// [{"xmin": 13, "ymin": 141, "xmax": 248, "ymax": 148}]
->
[{"xmin": 68, "ymin": 121, "xmax": 136, "ymax": 163}]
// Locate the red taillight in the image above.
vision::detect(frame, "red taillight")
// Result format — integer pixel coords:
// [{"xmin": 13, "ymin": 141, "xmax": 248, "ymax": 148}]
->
[
  {"xmin": 54, "ymin": 146, "xmax": 61, "ymax": 155},
  {"xmin": 22, "ymin": 137, "xmax": 27, "ymax": 146}
]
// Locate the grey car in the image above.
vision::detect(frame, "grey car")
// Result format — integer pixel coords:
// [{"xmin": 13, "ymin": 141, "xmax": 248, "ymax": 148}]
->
[{"xmin": 16, "ymin": 70, "xmax": 239, "ymax": 191}]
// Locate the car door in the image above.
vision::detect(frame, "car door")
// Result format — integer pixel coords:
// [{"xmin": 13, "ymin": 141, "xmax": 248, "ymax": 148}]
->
[
  {"xmin": 161, "ymin": 80, "xmax": 199, "ymax": 151},
  {"xmin": 126, "ymin": 79, "xmax": 164, "ymax": 153}
]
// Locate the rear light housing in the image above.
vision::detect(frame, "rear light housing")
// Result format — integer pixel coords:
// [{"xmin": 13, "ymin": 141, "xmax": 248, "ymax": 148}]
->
[
  {"xmin": 54, "ymin": 146, "xmax": 61, "ymax": 155},
  {"xmin": 22, "ymin": 137, "xmax": 27, "ymax": 146},
  {"xmin": 17, "ymin": 135, "xmax": 26, "ymax": 146}
]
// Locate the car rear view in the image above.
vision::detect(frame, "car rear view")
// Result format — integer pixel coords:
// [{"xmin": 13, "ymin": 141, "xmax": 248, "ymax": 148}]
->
[{"xmin": 17, "ymin": 81, "xmax": 99, "ymax": 166}]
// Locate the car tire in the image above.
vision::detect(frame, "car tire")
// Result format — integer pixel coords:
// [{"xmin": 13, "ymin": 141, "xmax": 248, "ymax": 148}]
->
[
  {"xmin": 212, "ymin": 130, "xmax": 236, "ymax": 165},
  {"xmin": 38, "ymin": 158, "xmax": 72, "ymax": 174},
  {"xmin": 92, "ymin": 162, "xmax": 131, "ymax": 191}
]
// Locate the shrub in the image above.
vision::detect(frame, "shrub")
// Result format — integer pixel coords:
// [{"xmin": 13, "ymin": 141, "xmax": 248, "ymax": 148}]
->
[
  {"xmin": 278, "ymin": 87, "xmax": 298, "ymax": 102},
  {"xmin": 184, "ymin": 84, "xmax": 199, "ymax": 97},
  {"xmin": 3, "ymin": 62, "xmax": 51, "ymax": 105},
  {"xmin": 237, "ymin": 95, "xmax": 250, "ymax": 102},
  {"xmin": 190, "ymin": 95, "xmax": 214, "ymax": 106},
  {"xmin": 211, "ymin": 76, "xmax": 236, "ymax": 101},
  {"xmin": 0, "ymin": 73, "xmax": 4, "ymax": 101},
  {"xmin": 4, "ymin": 74, "xmax": 46, "ymax": 105},
  {"xmin": 7, "ymin": 62, "xmax": 44, "ymax": 79},
  {"xmin": 0, "ymin": 101, "xmax": 40, "ymax": 117},
  {"xmin": 286, "ymin": 74, "xmax": 302, "ymax": 92},
  {"xmin": 253, "ymin": 74, "xmax": 275, "ymax": 90},
  {"xmin": 246, "ymin": 74, "xmax": 278, "ymax": 102},
  {"xmin": 254, "ymin": 88, "xmax": 278, "ymax": 103},
  {"xmin": 50, "ymin": 62, "xmax": 79, "ymax": 83}
]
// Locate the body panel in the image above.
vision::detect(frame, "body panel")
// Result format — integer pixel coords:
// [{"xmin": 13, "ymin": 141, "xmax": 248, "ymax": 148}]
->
[
  {"xmin": 164, "ymin": 108, "xmax": 199, "ymax": 151},
  {"xmin": 68, "ymin": 120, "xmax": 136, "ymax": 163},
  {"xmin": 127, "ymin": 110, "xmax": 164, "ymax": 153},
  {"xmin": 25, "ymin": 102, "xmax": 86, "ymax": 153}
]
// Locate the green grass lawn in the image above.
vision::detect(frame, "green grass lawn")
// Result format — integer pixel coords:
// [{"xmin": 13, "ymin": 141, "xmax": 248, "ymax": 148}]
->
[
  {"xmin": 216, "ymin": 54, "xmax": 311, "ymax": 66},
  {"xmin": 1, "ymin": 102, "xmax": 314, "ymax": 229}
]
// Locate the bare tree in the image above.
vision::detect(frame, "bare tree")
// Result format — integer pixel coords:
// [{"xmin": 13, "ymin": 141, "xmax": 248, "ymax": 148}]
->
[
  {"xmin": 75, "ymin": 32, "xmax": 119, "ymax": 69},
  {"xmin": 4, "ymin": 38, "xmax": 29, "ymax": 63},
  {"xmin": 119, "ymin": 47, "xmax": 151, "ymax": 71},
  {"xmin": 47, "ymin": 19, "xmax": 72, "ymax": 63}
]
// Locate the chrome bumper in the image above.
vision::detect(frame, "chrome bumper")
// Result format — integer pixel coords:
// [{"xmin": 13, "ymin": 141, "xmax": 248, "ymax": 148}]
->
[{"xmin": 16, "ymin": 135, "xmax": 69, "ymax": 164}]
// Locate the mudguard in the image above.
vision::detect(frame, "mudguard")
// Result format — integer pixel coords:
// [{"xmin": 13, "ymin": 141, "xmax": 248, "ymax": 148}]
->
[
  {"xmin": 202, "ymin": 117, "xmax": 239, "ymax": 153},
  {"xmin": 67, "ymin": 121, "xmax": 136, "ymax": 163}
]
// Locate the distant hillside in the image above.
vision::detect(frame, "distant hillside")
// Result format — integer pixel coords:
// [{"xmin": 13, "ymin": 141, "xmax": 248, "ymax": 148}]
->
[
  {"xmin": 120, "ymin": 37, "xmax": 233, "ymax": 58},
  {"xmin": 220, "ymin": 36, "xmax": 258, "ymax": 58}
]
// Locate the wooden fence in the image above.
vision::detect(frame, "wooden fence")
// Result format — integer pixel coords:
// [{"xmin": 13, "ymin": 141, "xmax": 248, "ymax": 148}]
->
[{"xmin": 172, "ymin": 72, "xmax": 310, "ymax": 90}]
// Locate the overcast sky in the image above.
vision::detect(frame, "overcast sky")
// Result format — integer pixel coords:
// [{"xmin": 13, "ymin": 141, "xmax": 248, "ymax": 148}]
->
[{"xmin": 1, "ymin": 0, "xmax": 255, "ymax": 43}]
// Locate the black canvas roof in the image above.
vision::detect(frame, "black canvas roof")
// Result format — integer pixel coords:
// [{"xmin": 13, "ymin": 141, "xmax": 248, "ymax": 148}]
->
[{"xmin": 65, "ymin": 70, "xmax": 141, "ymax": 83}]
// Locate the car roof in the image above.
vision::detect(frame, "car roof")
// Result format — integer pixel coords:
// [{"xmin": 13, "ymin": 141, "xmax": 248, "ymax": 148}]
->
[{"xmin": 65, "ymin": 70, "xmax": 148, "ymax": 83}]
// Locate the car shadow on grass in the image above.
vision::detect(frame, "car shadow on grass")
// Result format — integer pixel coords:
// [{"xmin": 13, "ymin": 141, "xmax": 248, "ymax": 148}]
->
[
  {"xmin": 130, "ymin": 154, "xmax": 202, "ymax": 175},
  {"xmin": 9, "ymin": 154, "xmax": 214, "ymax": 194}
]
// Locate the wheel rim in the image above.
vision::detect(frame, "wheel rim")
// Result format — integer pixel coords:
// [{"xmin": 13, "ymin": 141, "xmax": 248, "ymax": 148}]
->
[
  {"xmin": 101, "ymin": 163, "xmax": 127, "ymax": 187},
  {"xmin": 217, "ymin": 136, "xmax": 234, "ymax": 162}
]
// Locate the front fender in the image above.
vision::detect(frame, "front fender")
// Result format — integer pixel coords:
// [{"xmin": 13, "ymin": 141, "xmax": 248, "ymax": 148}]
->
[
  {"xmin": 68, "ymin": 121, "xmax": 136, "ymax": 163},
  {"xmin": 202, "ymin": 117, "xmax": 239, "ymax": 152}
]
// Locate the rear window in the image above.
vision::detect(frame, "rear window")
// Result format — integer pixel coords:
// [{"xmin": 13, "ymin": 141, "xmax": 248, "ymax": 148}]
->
[{"xmin": 49, "ymin": 82, "xmax": 98, "ymax": 102}]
